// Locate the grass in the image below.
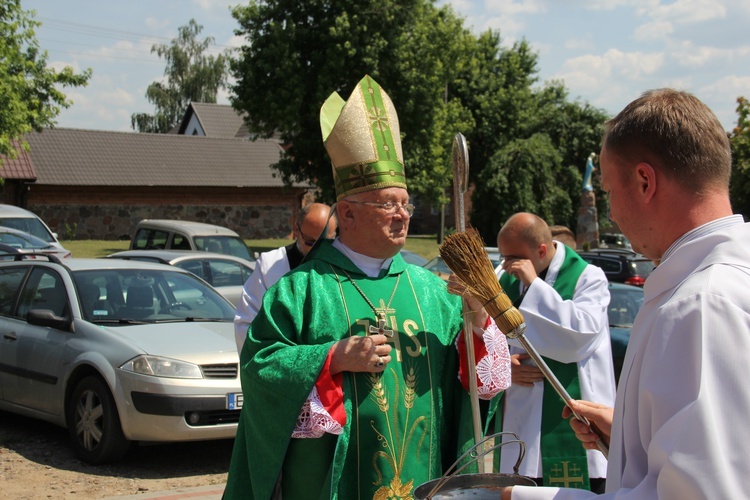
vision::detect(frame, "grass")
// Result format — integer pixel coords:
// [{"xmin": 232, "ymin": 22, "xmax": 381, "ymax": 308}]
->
[{"xmin": 63, "ymin": 235, "xmax": 441, "ymax": 260}]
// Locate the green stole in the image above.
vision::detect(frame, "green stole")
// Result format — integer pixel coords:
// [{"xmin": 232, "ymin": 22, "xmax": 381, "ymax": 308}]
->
[{"xmin": 492, "ymin": 246, "xmax": 592, "ymax": 489}]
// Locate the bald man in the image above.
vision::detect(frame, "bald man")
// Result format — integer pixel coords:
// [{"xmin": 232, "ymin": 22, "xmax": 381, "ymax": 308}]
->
[
  {"xmin": 234, "ymin": 202, "xmax": 336, "ymax": 351},
  {"xmin": 489, "ymin": 212, "xmax": 615, "ymax": 492}
]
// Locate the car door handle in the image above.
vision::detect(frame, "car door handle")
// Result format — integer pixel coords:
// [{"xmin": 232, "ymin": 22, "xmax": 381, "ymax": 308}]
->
[{"xmin": 3, "ymin": 331, "xmax": 18, "ymax": 341}]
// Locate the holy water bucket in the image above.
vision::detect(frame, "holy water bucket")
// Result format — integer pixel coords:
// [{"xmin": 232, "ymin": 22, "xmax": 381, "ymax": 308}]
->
[{"xmin": 413, "ymin": 432, "xmax": 537, "ymax": 500}]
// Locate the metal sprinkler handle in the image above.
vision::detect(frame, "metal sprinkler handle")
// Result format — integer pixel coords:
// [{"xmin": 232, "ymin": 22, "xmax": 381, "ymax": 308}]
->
[
  {"xmin": 452, "ymin": 133, "xmax": 484, "ymax": 471},
  {"xmin": 506, "ymin": 324, "xmax": 610, "ymax": 458}
]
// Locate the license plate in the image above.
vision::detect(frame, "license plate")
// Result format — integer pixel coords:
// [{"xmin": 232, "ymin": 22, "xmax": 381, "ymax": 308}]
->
[{"xmin": 227, "ymin": 392, "xmax": 243, "ymax": 410}]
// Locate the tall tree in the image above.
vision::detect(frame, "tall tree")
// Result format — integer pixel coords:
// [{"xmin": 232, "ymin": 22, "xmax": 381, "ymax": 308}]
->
[
  {"xmin": 730, "ymin": 96, "xmax": 750, "ymax": 218},
  {"xmin": 229, "ymin": 0, "xmax": 610, "ymax": 237},
  {"xmin": 0, "ymin": 0, "xmax": 90, "ymax": 166},
  {"xmin": 229, "ymin": 0, "xmax": 474, "ymax": 203},
  {"xmin": 525, "ymin": 82, "xmax": 610, "ymax": 231},
  {"xmin": 131, "ymin": 19, "xmax": 228, "ymax": 133},
  {"xmin": 472, "ymin": 133, "xmax": 569, "ymax": 242}
]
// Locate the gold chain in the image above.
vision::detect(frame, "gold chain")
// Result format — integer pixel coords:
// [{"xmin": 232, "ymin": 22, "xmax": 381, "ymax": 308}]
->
[{"xmin": 341, "ymin": 268, "xmax": 400, "ymax": 321}]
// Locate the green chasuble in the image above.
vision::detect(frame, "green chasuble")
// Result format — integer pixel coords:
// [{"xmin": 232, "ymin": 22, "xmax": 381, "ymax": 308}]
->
[
  {"xmin": 491, "ymin": 246, "xmax": 591, "ymax": 489},
  {"xmin": 224, "ymin": 241, "xmax": 475, "ymax": 500}
]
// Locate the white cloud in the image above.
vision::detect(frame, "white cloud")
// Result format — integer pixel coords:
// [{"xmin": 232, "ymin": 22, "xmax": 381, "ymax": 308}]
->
[
  {"xmin": 48, "ymin": 59, "xmax": 84, "ymax": 74},
  {"xmin": 192, "ymin": 0, "xmax": 235, "ymax": 9},
  {"xmin": 565, "ymin": 35, "xmax": 596, "ymax": 51},
  {"xmin": 633, "ymin": 20, "xmax": 673, "ymax": 43},
  {"xmin": 584, "ymin": 0, "xmax": 657, "ymax": 11},
  {"xmin": 144, "ymin": 16, "xmax": 171, "ymax": 31},
  {"xmin": 698, "ymin": 75, "xmax": 750, "ymax": 130},
  {"xmin": 478, "ymin": 14, "xmax": 527, "ymax": 40},
  {"xmin": 701, "ymin": 75, "xmax": 750, "ymax": 98},
  {"xmin": 483, "ymin": 0, "xmax": 547, "ymax": 15},
  {"xmin": 669, "ymin": 42, "xmax": 750, "ymax": 67},
  {"xmin": 558, "ymin": 49, "xmax": 664, "ymax": 83},
  {"xmin": 224, "ymin": 34, "xmax": 247, "ymax": 50},
  {"xmin": 642, "ymin": 0, "xmax": 727, "ymax": 24}
]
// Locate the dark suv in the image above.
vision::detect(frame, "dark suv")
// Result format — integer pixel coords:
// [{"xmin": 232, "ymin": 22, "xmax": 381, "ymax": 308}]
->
[{"xmin": 578, "ymin": 248, "xmax": 655, "ymax": 286}]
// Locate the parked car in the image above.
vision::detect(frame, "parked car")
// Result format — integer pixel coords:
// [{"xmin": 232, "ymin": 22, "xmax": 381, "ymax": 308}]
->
[
  {"xmin": 0, "ymin": 226, "xmax": 72, "ymax": 259},
  {"xmin": 0, "ymin": 256, "xmax": 241, "ymax": 464},
  {"xmin": 106, "ymin": 250, "xmax": 255, "ymax": 306},
  {"xmin": 484, "ymin": 247, "xmax": 503, "ymax": 270},
  {"xmin": 578, "ymin": 249, "xmax": 655, "ymax": 286},
  {"xmin": 130, "ymin": 219, "xmax": 253, "ymax": 262},
  {"xmin": 400, "ymin": 249, "xmax": 428, "ymax": 267},
  {"xmin": 0, "ymin": 204, "xmax": 70, "ymax": 254},
  {"xmin": 600, "ymin": 232, "xmax": 632, "ymax": 250},
  {"xmin": 424, "ymin": 249, "xmax": 502, "ymax": 281},
  {"xmin": 607, "ymin": 282, "xmax": 644, "ymax": 383}
]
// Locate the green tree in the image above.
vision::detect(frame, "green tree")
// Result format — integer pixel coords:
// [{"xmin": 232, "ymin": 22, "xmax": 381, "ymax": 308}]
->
[
  {"xmin": 472, "ymin": 133, "xmax": 569, "ymax": 242},
  {"xmin": 229, "ymin": 0, "xmax": 610, "ymax": 237},
  {"xmin": 0, "ymin": 0, "xmax": 91, "ymax": 165},
  {"xmin": 230, "ymin": 0, "xmax": 440, "ymax": 201},
  {"xmin": 131, "ymin": 19, "xmax": 228, "ymax": 133},
  {"xmin": 730, "ymin": 96, "xmax": 750, "ymax": 218},
  {"xmin": 525, "ymin": 82, "xmax": 610, "ymax": 231}
]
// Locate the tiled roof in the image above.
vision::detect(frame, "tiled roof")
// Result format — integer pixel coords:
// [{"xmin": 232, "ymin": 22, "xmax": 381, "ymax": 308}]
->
[
  {"xmin": 24, "ymin": 128, "xmax": 307, "ymax": 188},
  {"xmin": 0, "ymin": 140, "xmax": 37, "ymax": 180},
  {"xmin": 180, "ymin": 102, "xmax": 247, "ymax": 138}
]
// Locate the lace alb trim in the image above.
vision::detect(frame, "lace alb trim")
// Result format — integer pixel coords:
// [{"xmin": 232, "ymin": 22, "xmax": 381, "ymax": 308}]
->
[
  {"xmin": 291, "ymin": 386, "xmax": 343, "ymax": 438},
  {"xmin": 464, "ymin": 320, "xmax": 512, "ymax": 398}
]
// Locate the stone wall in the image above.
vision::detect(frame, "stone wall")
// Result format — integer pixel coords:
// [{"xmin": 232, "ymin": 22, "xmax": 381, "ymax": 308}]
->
[
  {"xmin": 22, "ymin": 185, "xmax": 308, "ymax": 241},
  {"xmin": 30, "ymin": 203, "xmax": 295, "ymax": 241}
]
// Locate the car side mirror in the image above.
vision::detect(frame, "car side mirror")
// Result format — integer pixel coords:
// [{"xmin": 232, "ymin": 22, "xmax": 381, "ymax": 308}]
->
[{"xmin": 27, "ymin": 309, "xmax": 74, "ymax": 332}]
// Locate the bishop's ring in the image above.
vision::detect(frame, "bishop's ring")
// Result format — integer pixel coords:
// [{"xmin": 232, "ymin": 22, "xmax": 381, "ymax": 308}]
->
[{"xmin": 376, "ymin": 357, "xmax": 385, "ymax": 367}]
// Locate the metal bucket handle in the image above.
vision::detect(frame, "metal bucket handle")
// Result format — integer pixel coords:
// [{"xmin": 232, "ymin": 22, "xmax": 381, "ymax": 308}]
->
[{"xmin": 424, "ymin": 432, "xmax": 527, "ymax": 499}]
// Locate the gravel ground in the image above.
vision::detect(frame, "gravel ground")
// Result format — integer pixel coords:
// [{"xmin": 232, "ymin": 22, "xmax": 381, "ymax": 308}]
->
[{"xmin": 0, "ymin": 409, "xmax": 232, "ymax": 499}]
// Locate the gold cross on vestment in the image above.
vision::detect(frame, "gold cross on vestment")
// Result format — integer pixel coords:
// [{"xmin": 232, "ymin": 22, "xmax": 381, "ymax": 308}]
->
[{"xmin": 547, "ymin": 461, "xmax": 584, "ymax": 488}]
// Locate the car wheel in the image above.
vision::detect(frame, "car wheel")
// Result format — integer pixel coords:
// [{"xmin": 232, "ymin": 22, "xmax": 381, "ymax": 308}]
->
[{"xmin": 67, "ymin": 376, "xmax": 131, "ymax": 464}]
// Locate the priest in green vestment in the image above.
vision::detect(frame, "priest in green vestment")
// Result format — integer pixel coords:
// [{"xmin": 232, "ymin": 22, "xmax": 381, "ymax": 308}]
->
[
  {"xmin": 224, "ymin": 75, "xmax": 511, "ymax": 500},
  {"xmin": 486, "ymin": 213, "xmax": 615, "ymax": 492}
]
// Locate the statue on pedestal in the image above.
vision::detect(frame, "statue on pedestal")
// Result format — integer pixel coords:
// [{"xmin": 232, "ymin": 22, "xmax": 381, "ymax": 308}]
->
[{"xmin": 577, "ymin": 153, "xmax": 599, "ymax": 249}]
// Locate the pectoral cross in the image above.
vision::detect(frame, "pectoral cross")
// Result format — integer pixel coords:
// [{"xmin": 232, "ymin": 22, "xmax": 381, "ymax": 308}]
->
[{"xmin": 369, "ymin": 313, "xmax": 394, "ymax": 337}]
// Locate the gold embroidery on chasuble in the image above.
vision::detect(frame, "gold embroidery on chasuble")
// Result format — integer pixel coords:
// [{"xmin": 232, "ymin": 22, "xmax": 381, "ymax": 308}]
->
[{"xmin": 333, "ymin": 267, "xmax": 435, "ymax": 500}]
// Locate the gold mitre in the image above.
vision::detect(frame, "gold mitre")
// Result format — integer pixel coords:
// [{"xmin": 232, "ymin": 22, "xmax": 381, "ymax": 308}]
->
[{"xmin": 320, "ymin": 75, "xmax": 405, "ymax": 201}]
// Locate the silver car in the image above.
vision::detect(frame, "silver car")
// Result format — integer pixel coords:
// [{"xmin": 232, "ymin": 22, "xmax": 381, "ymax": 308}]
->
[
  {"xmin": 0, "ymin": 226, "xmax": 72, "ymax": 259},
  {"xmin": 0, "ymin": 257, "xmax": 242, "ymax": 464},
  {"xmin": 0, "ymin": 204, "xmax": 72, "ymax": 255},
  {"xmin": 106, "ymin": 249, "xmax": 255, "ymax": 306}
]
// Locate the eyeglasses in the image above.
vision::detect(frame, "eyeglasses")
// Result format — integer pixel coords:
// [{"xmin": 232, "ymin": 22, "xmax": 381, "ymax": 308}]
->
[
  {"xmin": 296, "ymin": 223, "xmax": 318, "ymax": 247},
  {"xmin": 345, "ymin": 200, "xmax": 415, "ymax": 217}
]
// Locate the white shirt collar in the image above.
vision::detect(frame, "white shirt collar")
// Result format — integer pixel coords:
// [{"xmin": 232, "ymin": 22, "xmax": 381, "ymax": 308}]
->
[{"xmin": 332, "ymin": 238, "xmax": 393, "ymax": 278}]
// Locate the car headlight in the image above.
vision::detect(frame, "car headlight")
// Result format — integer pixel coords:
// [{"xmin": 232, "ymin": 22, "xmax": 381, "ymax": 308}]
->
[{"xmin": 120, "ymin": 355, "xmax": 203, "ymax": 379}]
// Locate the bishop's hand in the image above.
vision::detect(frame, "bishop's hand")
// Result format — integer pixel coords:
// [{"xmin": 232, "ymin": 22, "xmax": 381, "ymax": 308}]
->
[
  {"xmin": 329, "ymin": 334, "xmax": 392, "ymax": 375},
  {"xmin": 447, "ymin": 274, "xmax": 490, "ymax": 332}
]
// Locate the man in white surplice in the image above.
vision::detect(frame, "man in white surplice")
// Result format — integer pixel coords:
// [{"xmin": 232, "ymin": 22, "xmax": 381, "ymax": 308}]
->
[{"xmin": 503, "ymin": 90, "xmax": 750, "ymax": 499}]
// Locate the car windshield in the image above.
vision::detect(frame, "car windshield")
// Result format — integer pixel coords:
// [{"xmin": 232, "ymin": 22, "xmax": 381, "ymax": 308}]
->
[
  {"xmin": 424, "ymin": 257, "xmax": 452, "ymax": 275},
  {"xmin": 608, "ymin": 286, "xmax": 644, "ymax": 327},
  {"xmin": 631, "ymin": 260, "xmax": 656, "ymax": 277},
  {"xmin": 0, "ymin": 231, "xmax": 54, "ymax": 250},
  {"xmin": 193, "ymin": 236, "xmax": 253, "ymax": 261},
  {"xmin": 72, "ymin": 268, "xmax": 235, "ymax": 324},
  {"xmin": 0, "ymin": 218, "xmax": 55, "ymax": 243}
]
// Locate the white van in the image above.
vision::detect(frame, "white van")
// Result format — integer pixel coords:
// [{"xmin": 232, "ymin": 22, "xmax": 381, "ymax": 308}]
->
[
  {"xmin": 0, "ymin": 204, "xmax": 71, "ymax": 254},
  {"xmin": 130, "ymin": 219, "xmax": 254, "ymax": 261}
]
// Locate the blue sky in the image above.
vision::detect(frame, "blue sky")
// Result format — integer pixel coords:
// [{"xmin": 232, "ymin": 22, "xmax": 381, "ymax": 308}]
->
[{"xmin": 24, "ymin": 0, "xmax": 750, "ymax": 133}]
